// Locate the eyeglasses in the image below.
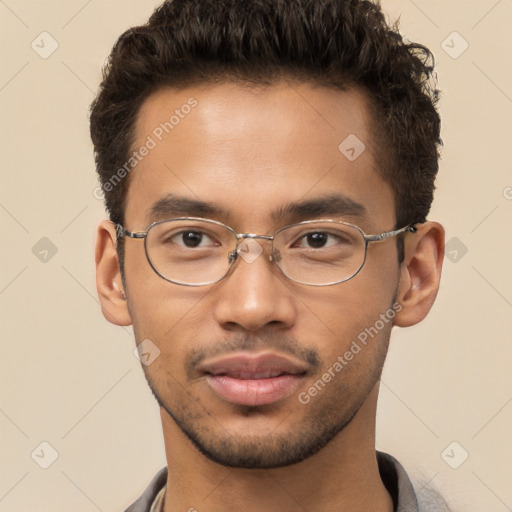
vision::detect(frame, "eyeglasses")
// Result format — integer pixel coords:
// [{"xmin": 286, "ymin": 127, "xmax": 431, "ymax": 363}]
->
[{"xmin": 115, "ymin": 217, "xmax": 416, "ymax": 287}]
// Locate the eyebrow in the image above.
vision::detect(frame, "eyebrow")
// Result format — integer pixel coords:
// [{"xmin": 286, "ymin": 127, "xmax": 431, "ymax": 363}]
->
[
  {"xmin": 271, "ymin": 194, "xmax": 368, "ymax": 224},
  {"xmin": 145, "ymin": 193, "xmax": 368, "ymax": 226},
  {"xmin": 146, "ymin": 194, "xmax": 228, "ymax": 225}
]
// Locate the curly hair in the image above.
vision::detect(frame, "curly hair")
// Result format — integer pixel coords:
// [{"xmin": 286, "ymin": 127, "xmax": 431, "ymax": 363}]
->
[{"xmin": 90, "ymin": 0, "xmax": 441, "ymax": 240}]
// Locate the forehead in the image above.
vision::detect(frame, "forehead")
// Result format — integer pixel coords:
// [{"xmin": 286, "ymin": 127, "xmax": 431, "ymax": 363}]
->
[{"xmin": 125, "ymin": 80, "xmax": 394, "ymax": 230}]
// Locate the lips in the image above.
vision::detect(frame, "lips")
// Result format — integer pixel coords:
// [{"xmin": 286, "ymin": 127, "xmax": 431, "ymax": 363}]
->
[{"xmin": 200, "ymin": 352, "xmax": 308, "ymax": 406}]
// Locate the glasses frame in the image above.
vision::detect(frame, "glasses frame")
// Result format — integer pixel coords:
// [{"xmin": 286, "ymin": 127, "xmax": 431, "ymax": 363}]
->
[{"xmin": 115, "ymin": 217, "xmax": 417, "ymax": 287}]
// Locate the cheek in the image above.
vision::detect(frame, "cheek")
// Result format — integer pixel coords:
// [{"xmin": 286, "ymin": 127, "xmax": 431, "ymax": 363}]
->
[
  {"xmin": 128, "ymin": 287, "xmax": 215, "ymax": 347},
  {"xmin": 292, "ymin": 251, "xmax": 400, "ymax": 371},
  {"xmin": 129, "ymin": 291, "xmax": 217, "ymax": 395},
  {"xmin": 124, "ymin": 244, "xmax": 217, "ymax": 359},
  {"xmin": 297, "ymin": 250, "xmax": 399, "ymax": 331}
]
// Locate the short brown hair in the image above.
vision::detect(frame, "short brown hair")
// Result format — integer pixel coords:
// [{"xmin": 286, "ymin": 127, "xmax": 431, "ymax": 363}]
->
[{"xmin": 90, "ymin": 0, "xmax": 441, "ymax": 232}]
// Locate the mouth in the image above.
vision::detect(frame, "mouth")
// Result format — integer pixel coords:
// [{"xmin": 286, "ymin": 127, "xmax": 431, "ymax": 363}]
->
[{"xmin": 200, "ymin": 352, "xmax": 308, "ymax": 407}]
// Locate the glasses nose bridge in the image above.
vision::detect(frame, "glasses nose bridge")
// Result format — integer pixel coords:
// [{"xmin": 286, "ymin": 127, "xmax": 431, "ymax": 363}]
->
[
  {"xmin": 236, "ymin": 233, "xmax": 274, "ymax": 242},
  {"xmin": 232, "ymin": 232, "xmax": 278, "ymax": 264},
  {"xmin": 236, "ymin": 233, "xmax": 275, "ymax": 254}
]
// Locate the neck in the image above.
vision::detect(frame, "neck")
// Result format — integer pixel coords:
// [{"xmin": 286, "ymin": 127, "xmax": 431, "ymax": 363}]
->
[{"xmin": 161, "ymin": 383, "xmax": 393, "ymax": 512}]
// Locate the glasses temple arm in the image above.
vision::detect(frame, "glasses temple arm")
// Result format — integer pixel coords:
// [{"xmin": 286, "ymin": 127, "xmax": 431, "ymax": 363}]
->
[
  {"xmin": 365, "ymin": 224, "xmax": 417, "ymax": 242},
  {"xmin": 115, "ymin": 224, "xmax": 147, "ymax": 239}
]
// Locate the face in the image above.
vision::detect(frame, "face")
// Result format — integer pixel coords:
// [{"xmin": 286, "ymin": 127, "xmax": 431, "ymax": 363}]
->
[{"xmin": 120, "ymin": 81, "xmax": 402, "ymax": 468}]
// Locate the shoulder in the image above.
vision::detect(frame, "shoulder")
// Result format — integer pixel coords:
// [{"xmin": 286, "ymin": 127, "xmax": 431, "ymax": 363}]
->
[
  {"xmin": 416, "ymin": 484, "xmax": 453, "ymax": 511},
  {"xmin": 124, "ymin": 467, "xmax": 168, "ymax": 512},
  {"xmin": 377, "ymin": 451, "xmax": 419, "ymax": 511},
  {"xmin": 378, "ymin": 451, "xmax": 451, "ymax": 512}
]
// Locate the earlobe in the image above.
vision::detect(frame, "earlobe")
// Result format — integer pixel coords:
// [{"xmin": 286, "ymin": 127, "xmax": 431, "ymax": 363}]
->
[
  {"xmin": 394, "ymin": 221, "xmax": 445, "ymax": 328},
  {"xmin": 95, "ymin": 220, "xmax": 132, "ymax": 326}
]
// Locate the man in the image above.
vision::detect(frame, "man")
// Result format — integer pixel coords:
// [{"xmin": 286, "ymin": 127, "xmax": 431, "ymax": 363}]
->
[{"xmin": 90, "ymin": 0, "xmax": 445, "ymax": 510}]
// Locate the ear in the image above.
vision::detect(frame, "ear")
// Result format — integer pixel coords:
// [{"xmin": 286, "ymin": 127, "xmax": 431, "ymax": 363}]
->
[
  {"xmin": 95, "ymin": 220, "xmax": 132, "ymax": 326},
  {"xmin": 394, "ymin": 221, "xmax": 445, "ymax": 327}
]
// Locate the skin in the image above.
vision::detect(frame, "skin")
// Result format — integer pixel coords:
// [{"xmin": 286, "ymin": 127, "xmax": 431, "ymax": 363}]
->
[{"xmin": 95, "ymin": 80, "xmax": 444, "ymax": 512}]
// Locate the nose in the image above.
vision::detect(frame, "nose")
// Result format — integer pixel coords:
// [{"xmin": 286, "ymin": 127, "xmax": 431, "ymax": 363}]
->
[{"xmin": 212, "ymin": 239, "xmax": 297, "ymax": 332}]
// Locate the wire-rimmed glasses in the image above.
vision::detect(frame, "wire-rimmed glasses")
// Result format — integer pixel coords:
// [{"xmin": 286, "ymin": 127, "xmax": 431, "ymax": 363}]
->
[{"xmin": 116, "ymin": 217, "xmax": 416, "ymax": 286}]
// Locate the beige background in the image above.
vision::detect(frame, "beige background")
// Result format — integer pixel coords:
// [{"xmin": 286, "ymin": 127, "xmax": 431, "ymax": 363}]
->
[{"xmin": 1, "ymin": 0, "xmax": 511, "ymax": 510}]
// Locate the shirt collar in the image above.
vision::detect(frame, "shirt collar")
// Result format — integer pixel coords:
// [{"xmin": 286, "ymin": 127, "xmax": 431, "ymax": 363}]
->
[{"xmin": 128, "ymin": 451, "xmax": 419, "ymax": 512}]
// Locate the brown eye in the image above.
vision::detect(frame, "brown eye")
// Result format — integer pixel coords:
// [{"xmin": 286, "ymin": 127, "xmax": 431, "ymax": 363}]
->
[
  {"xmin": 294, "ymin": 231, "xmax": 346, "ymax": 249},
  {"xmin": 306, "ymin": 233, "xmax": 327, "ymax": 248},
  {"xmin": 181, "ymin": 231, "xmax": 204, "ymax": 247}
]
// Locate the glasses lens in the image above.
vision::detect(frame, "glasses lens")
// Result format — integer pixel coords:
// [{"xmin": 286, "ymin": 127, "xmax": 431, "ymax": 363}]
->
[
  {"xmin": 145, "ymin": 219, "xmax": 236, "ymax": 285},
  {"xmin": 274, "ymin": 221, "xmax": 366, "ymax": 285}
]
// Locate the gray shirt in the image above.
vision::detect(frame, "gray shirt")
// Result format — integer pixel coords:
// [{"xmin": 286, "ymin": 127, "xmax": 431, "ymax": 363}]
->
[{"xmin": 124, "ymin": 452, "xmax": 426, "ymax": 512}]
